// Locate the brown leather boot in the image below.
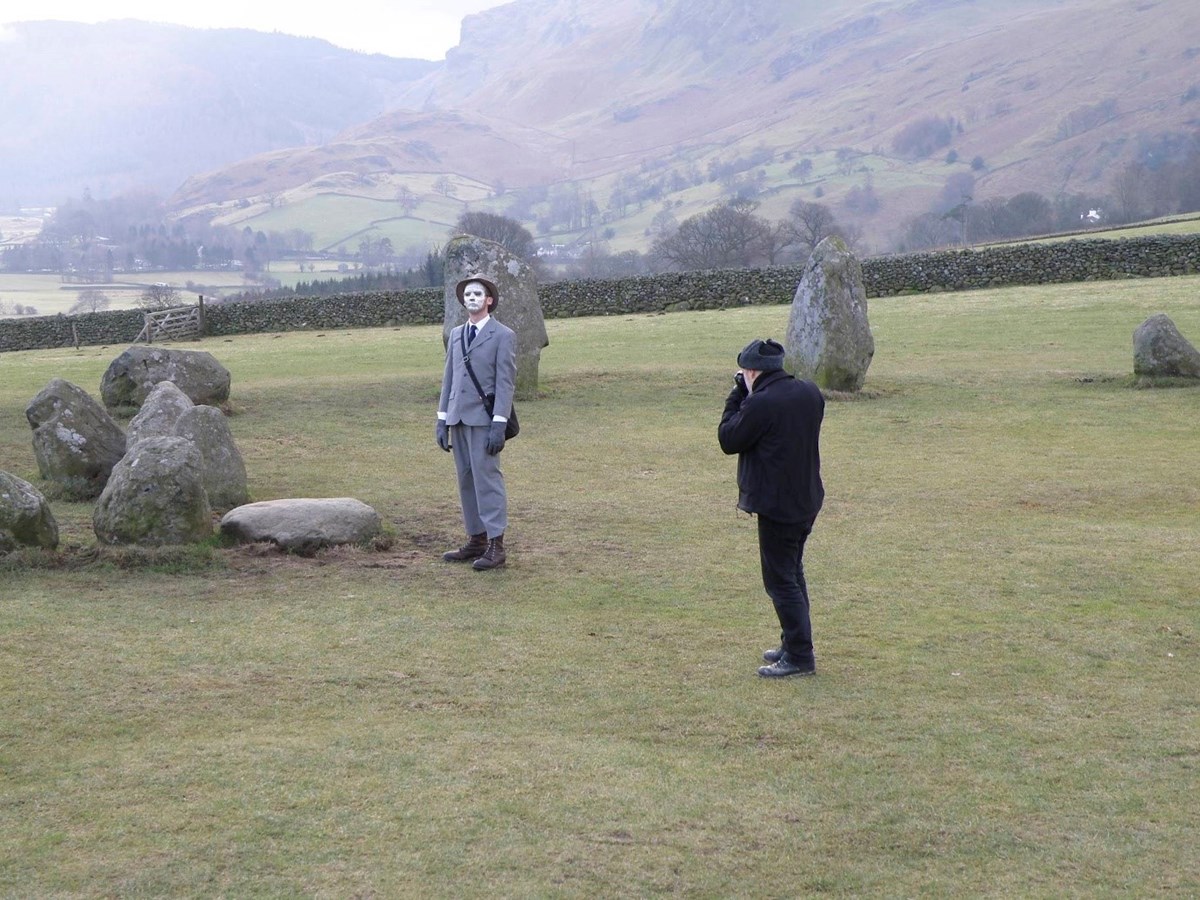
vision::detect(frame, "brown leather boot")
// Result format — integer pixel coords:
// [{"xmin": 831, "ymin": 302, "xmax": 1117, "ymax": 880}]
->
[
  {"xmin": 472, "ymin": 534, "xmax": 506, "ymax": 570},
  {"xmin": 442, "ymin": 532, "xmax": 487, "ymax": 562}
]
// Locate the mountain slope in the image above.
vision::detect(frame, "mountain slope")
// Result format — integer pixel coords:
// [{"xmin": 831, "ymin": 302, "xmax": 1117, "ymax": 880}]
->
[
  {"xmin": 396, "ymin": 0, "xmax": 1199, "ymax": 191},
  {"xmin": 166, "ymin": 0, "xmax": 1200, "ymax": 253},
  {"xmin": 7, "ymin": 1, "xmax": 1198, "ymax": 255},
  {"xmin": 0, "ymin": 20, "xmax": 436, "ymax": 205}
]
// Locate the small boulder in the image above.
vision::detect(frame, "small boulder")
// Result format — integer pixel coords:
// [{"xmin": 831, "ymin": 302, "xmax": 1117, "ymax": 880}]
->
[
  {"xmin": 172, "ymin": 405, "xmax": 249, "ymax": 512},
  {"xmin": 220, "ymin": 498, "xmax": 381, "ymax": 554},
  {"xmin": 0, "ymin": 471, "xmax": 59, "ymax": 552},
  {"xmin": 785, "ymin": 236, "xmax": 875, "ymax": 392},
  {"xmin": 127, "ymin": 381, "xmax": 195, "ymax": 446},
  {"xmin": 93, "ymin": 437, "xmax": 212, "ymax": 546},
  {"xmin": 100, "ymin": 345, "xmax": 231, "ymax": 410},
  {"xmin": 1133, "ymin": 314, "xmax": 1200, "ymax": 379},
  {"xmin": 443, "ymin": 235, "xmax": 549, "ymax": 401},
  {"xmin": 26, "ymin": 379, "xmax": 127, "ymax": 499}
]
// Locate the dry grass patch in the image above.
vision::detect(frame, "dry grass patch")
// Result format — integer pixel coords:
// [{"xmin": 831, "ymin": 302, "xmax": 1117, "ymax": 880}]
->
[{"xmin": 2, "ymin": 277, "xmax": 1199, "ymax": 896}]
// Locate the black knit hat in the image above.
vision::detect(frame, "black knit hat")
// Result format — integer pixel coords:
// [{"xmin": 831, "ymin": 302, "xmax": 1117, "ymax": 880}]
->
[{"xmin": 737, "ymin": 338, "xmax": 785, "ymax": 372}]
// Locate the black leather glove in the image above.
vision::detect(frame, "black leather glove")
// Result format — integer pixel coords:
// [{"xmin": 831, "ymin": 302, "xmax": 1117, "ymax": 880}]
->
[
  {"xmin": 733, "ymin": 371, "xmax": 749, "ymax": 398},
  {"xmin": 486, "ymin": 420, "xmax": 507, "ymax": 455},
  {"xmin": 436, "ymin": 419, "xmax": 451, "ymax": 452}
]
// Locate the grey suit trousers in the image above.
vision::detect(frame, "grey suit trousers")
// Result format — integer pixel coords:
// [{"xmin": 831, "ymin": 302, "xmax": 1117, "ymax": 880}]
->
[{"xmin": 451, "ymin": 423, "xmax": 507, "ymax": 538}]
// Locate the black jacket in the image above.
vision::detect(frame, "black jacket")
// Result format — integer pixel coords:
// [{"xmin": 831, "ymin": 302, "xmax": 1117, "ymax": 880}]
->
[{"xmin": 718, "ymin": 369, "xmax": 824, "ymax": 525}]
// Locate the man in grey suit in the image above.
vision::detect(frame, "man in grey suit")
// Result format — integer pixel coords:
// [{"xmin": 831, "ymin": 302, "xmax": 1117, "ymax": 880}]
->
[{"xmin": 436, "ymin": 275, "xmax": 518, "ymax": 570}]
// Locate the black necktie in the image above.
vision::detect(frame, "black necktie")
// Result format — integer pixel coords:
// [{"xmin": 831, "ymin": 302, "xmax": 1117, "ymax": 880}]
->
[{"xmin": 467, "ymin": 324, "xmax": 477, "ymax": 346}]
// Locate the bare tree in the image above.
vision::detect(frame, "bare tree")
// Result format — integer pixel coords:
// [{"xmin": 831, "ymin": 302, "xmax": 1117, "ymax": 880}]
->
[
  {"xmin": 453, "ymin": 211, "xmax": 536, "ymax": 262},
  {"xmin": 395, "ymin": 186, "xmax": 419, "ymax": 215},
  {"xmin": 1006, "ymin": 192, "xmax": 1055, "ymax": 236},
  {"xmin": 783, "ymin": 201, "xmax": 843, "ymax": 254},
  {"xmin": 138, "ymin": 283, "xmax": 180, "ymax": 310},
  {"xmin": 69, "ymin": 289, "xmax": 110, "ymax": 313},
  {"xmin": 896, "ymin": 212, "xmax": 958, "ymax": 252},
  {"xmin": 759, "ymin": 221, "xmax": 800, "ymax": 265},
  {"xmin": 1110, "ymin": 164, "xmax": 1152, "ymax": 223},
  {"xmin": 650, "ymin": 200, "xmax": 771, "ymax": 271},
  {"xmin": 789, "ymin": 158, "xmax": 814, "ymax": 182}
]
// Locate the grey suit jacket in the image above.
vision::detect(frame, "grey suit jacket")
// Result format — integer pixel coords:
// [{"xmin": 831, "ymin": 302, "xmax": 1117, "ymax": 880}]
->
[{"xmin": 439, "ymin": 318, "xmax": 517, "ymax": 427}]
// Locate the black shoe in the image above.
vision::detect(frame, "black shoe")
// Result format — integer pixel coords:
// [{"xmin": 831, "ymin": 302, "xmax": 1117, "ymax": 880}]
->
[
  {"xmin": 757, "ymin": 653, "xmax": 816, "ymax": 678},
  {"xmin": 443, "ymin": 533, "xmax": 487, "ymax": 562},
  {"xmin": 762, "ymin": 646, "xmax": 784, "ymax": 663},
  {"xmin": 472, "ymin": 535, "xmax": 506, "ymax": 570}
]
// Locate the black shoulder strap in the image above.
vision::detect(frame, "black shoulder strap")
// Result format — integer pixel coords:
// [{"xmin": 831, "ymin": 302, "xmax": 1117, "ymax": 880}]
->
[{"xmin": 460, "ymin": 325, "xmax": 489, "ymax": 405}]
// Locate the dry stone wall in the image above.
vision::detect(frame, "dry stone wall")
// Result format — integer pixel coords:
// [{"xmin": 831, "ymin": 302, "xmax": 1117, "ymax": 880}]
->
[{"xmin": 3, "ymin": 234, "xmax": 1199, "ymax": 353}]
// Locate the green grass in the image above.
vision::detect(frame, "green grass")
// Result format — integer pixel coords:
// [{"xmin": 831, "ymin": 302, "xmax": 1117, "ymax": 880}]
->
[
  {"xmin": 1001, "ymin": 214, "xmax": 1200, "ymax": 248},
  {"xmin": 207, "ymin": 173, "xmax": 492, "ymax": 255},
  {"xmin": 1, "ymin": 277, "xmax": 1198, "ymax": 895},
  {"xmin": 0, "ymin": 263, "xmax": 357, "ymax": 317}
]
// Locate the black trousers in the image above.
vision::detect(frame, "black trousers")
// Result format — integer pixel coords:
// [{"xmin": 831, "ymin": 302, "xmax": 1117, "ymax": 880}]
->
[{"xmin": 757, "ymin": 515, "xmax": 815, "ymax": 664}]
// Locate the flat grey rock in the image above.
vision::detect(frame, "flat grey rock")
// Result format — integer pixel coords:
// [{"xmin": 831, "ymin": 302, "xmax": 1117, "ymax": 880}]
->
[{"xmin": 220, "ymin": 498, "xmax": 381, "ymax": 553}]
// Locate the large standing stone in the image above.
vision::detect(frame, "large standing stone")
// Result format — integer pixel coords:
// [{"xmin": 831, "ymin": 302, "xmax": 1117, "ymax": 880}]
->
[
  {"xmin": 442, "ymin": 235, "xmax": 549, "ymax": 401},
  {"xmin": 127, "ymin": 381, "xmax": 195, "ymax": 446},
  {"xmin": 26, "ymin": 379, "xmax": 127, "ymax": 499},
  {"xmin": 100, "ymin": 345, "xmax": 231, "ymax": 410},
  {"xmin": 219, "ymin": 498, "xmax": 381, "ymax": 554},
  {"xmin": 1133, "ymin": 314, "xmax": 1200, "ymax": 379},
  {"xmin": 0, "ymin": 471, "xmax": 59, "ymax": 552},
  {"xmin": 93, "ymin": 437, "xmax": 212, "ymax": 545},
  {"xmin": 785, "ymin": 236, "xmax": 875, "ymax": 392},
  {"xmin": 172, "ymin": 405, "xmax": 249, "ymax": 512}
]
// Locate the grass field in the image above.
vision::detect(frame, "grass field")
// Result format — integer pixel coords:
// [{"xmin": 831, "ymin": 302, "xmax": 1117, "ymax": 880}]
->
[
  {"xmin": 1, "ymin": 277, "xmax": 1198, "ymax": 895},
  {"xmin": 1029, "ymin": 214, "xmax": 1200, "ymax": 245},
  {"xmin": 0, "ymin": 263, "xmax": 341, "ymax": 319}
]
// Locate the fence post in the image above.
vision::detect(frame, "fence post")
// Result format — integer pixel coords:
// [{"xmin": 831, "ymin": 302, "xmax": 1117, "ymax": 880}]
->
[{"xmin": 197, "ymin": 295, "xmax": 206, "ymax": 338}]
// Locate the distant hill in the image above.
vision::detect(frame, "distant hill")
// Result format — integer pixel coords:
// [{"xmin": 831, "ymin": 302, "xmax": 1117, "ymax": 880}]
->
[
  {"xmin": 6, "ymin": 1, "xmax": 1200, "ymax": 255},
  {"xmin": 0, "ymin": 20, "xmax": 435, "ymax": 205},
  {"xmin": 169, "ymin": 0, "xmax": 1200, "ymax": 254}
]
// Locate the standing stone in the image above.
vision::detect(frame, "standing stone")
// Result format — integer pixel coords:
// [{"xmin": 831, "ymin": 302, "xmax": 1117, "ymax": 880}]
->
[
  {"xmin": 172, "ymin": 405, "xmax": 249, "ymax": 512},
  {"xmin": 1133, "ymin": 314, "xmax": 1200, "ymax": 379},
  {"xmin": 0, "ymin": 471, "xmax": 59, "ymax": 552},
  {"xmin": 26, "ymin": 378, "xmax": 127, "ymax": 499},
  {"xmin": 443, "ymin": 234, "xmax": 549, "ymax": 401},
  {"xmin": 100, "ymin": 345, "xmax": 231, "ymax": 410},
  {"xmin": 785, "ymin": 236, "xmax": 875, "ymax": 392},
  {"xmin": 93, "ymin": 437, "xmax": 212, "ymax": 545},
  {"xmin": 127, "ymin": 381, "xmax": 195, "ymax": 446}
]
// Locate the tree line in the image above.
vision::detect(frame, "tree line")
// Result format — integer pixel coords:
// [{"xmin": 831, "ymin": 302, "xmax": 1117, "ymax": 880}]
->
[
  {"xmin": 897, "ymin": 131, "xmax": 1200, "ymax": 251},
  {"xmin": 221, "ymin": 211, "xmax": 537, "ymax": 303},
  {"xmin": 0, "ymin": 190, "xmax": 316, "ymax": 279},
  {"xmin": 7, "ymin": 128, "xmax": 1198, "ymax": 299}
]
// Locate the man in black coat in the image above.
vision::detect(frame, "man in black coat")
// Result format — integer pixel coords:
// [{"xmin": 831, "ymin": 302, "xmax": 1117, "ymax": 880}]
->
[{"xmin": 718, "ymin": 338, "xmax": 825, "ymax": 677}]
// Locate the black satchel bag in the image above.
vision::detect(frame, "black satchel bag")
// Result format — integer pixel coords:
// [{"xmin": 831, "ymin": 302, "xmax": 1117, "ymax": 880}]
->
[{"xmin": 461, "ymin": 327, "xmax": 519, "ymax": 440}]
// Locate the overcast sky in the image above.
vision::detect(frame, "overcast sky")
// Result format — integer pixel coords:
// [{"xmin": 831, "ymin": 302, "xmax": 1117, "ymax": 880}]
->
[{"xmin": 0, "ymin": 1, "xmax": 506, "ymax": 59}]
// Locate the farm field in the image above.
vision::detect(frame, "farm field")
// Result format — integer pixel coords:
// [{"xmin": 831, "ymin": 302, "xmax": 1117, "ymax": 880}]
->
[
  {"xmin": 0, "ymin": 262, "xmax": 351, "ymax": 319},
  {"xmin": 1, "ymin": 277, "xmax": 1198, "ymax": 895},
  {"xmin": 1028, "ymin": 213, "xmax": 1200, "ymax": 245}
]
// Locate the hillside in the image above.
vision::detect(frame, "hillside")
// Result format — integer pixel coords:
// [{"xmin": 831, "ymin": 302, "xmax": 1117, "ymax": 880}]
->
[
  {"xmin": 7, "ymin": 0, "xmax": 1200, "ymax": 257},
  {"xmin": 166, "ymin": 0, "xmax": 1200, "ymax": 255},
  {"xmin": 0, "ymin": 21, "xmax": 436, "ymax": 206}
]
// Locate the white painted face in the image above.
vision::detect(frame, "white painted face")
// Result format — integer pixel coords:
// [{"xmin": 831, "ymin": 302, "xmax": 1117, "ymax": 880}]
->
[{"xmin": 461, "ymin": 281, "xmax": 490, "ymax": 314}]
